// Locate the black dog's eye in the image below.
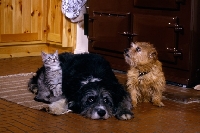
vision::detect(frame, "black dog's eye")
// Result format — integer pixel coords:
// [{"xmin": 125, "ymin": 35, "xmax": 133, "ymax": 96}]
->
[
  {"xmin": 87, "ymin": 96, "xmax": 95, "ymax": 103},
  {"xmin": 136, "ymin": 47, "xmax": 141, "ymax": 52}
]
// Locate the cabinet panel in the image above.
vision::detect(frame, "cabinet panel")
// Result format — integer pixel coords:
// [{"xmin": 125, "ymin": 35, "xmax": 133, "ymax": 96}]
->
[
  {"xmin": 47, "ymin": 0, "xmax": 62, "ymax": 43},
  {"xmin": 90, "ymin": 12, "xmax": 131, "ymax": 54},
  {"xmin": 134, "ymin": 0, "xmax": 184, "ymax": 10},
  {"xmin": 0, "ymin": 0, "xmax": 47, "ymax": 43},
  {"xmin": 133, "ymin": 14, "xmax": 186, "ymax": 69},
  {"xmin": 46, "ymin": 0, "xmax": 77, "ymax": 48}
]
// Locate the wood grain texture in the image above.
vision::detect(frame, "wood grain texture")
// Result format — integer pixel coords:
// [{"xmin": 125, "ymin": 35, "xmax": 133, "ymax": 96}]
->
[
  {"xmin": 0, "ymin": 44, "xmax": 48, "ymax": 58},
  {"xmin": 0, "ymin": 0, "xmax": 77, "ymax": 58}
]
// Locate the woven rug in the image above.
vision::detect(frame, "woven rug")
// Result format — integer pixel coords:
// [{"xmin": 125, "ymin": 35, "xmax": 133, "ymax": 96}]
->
[
  {"xmin": 0, "ymin": 73, "xmax": 48, "ymax": 110},
  {"xmin": 1, "ymin": 73, "xmax": 200, "ymax": 110}
]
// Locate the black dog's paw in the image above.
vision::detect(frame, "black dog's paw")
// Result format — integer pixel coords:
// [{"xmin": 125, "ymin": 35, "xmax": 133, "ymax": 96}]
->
[{"xmin": 116, "ymin": 110, "xmax": 134, "ymax": 120}]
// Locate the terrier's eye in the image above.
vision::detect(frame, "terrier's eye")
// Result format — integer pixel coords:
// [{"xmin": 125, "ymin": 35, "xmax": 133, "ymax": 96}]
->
[
  {"xmin": 136, "ymin": 47, "xmax": 141, "ymax": 52},
  {"xmin": 87, "ymin": 96, "xmax": 95, "ymax": 103}
]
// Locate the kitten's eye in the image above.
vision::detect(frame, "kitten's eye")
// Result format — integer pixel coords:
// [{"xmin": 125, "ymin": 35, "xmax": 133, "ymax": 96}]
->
[
  {"xmin": 136, "ymin": 47, "xmax": 141, "ymax": 52},
  {"xmin": 87, "ymin": 96, "xmax": 95, "ymax": 103}
]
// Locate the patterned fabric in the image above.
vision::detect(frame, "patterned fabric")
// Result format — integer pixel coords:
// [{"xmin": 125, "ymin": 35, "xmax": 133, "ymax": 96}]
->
[{"xmin": 62, "ymin": 0, "xmax": 87, "ymax": 22}]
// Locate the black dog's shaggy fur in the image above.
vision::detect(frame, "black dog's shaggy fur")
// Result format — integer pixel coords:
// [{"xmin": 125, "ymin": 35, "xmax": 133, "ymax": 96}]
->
[{"xmin": 30, "ymin": 53, "xmax": 133, "ymax": 120}]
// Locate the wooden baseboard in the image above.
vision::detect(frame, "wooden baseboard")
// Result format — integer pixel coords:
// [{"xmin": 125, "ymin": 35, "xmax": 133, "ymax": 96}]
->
[
  {"xmin": 48, "ymin": 44, "xmax": 73, "ymax": 54},
  {"xmin": 0, "ymin": 43, "xmax": 73, "ymax": 58},
  {"xmin": 0, "ymin": 44, "xmax": 48, "ymax": 58}
]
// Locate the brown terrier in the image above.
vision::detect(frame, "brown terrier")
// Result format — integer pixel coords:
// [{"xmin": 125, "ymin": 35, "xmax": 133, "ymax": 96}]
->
[{"xmin": 124, "ymin": 42, "xmax": 165, "ymax": 107}]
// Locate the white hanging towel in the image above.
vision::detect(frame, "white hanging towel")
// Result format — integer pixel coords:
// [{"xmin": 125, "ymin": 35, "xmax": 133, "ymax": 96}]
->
[{"xmin": 61, "ymin": 0, "xmax": 87, "ymax": 22}]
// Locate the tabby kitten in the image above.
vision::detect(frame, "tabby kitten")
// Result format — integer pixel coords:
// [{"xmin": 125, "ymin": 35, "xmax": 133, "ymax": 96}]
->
[{"xmin": 28, "ymin": 50, "xmax": 63, "ymax": 103}]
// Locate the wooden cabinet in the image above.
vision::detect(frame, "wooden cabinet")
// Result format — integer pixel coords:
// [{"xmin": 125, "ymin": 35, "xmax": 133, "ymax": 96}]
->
[
  {"xmin": 47, "ymin": 0, "xmax": 76, "ymax": 48},
  {"xmin": 0, "ymin": 0, "xmax": 46, "ymax": 42},
  {"xmin": 87, "ymin": 0, "xmax": 200, "ymax": 87},
  {"xmin": 87, "ymin": 0, "xmax": 133, "ymax": 70},
  {"xmin": 0, "ymin": 0, "xmax": 76, "ymax": 58}
]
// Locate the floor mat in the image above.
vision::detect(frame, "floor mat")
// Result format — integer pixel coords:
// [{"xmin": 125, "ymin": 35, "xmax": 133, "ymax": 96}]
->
[{"xmin": 0, "ymin": 73, "xmax": 48, "ymax": 110}]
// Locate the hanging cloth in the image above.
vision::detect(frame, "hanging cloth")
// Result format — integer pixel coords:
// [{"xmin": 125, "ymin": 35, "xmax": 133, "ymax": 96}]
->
[{"xmin": 61, "ymin": 0, "xmax": 87, "ymax": 23}]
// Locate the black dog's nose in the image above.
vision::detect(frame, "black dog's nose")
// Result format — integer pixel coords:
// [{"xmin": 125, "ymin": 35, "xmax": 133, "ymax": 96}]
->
[{"xmin": 97, "ymin": 109, "xmax": 106, "ymax": 117}]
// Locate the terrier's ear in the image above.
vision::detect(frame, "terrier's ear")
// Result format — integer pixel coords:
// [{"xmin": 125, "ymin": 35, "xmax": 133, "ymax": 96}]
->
[
  {"xmin": 131, "ymin": 42, "xmax": 136, "ymax": 47},
  {"xmin": 149, "ymin": 51, "xmax": 157, "ymax": 60}
]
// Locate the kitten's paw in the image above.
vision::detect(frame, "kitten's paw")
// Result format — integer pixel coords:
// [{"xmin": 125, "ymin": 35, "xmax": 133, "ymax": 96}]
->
[
  {"xmin": 52, "ymin": 89, "xmax": 62, "ymax": 97},
  {"xmin": 45, "ymin": 99, "xmax": 71, "ymax": 115},
  {"xmin": 28, "ymin": 84, "xmax": 38, "ymax": 94}
]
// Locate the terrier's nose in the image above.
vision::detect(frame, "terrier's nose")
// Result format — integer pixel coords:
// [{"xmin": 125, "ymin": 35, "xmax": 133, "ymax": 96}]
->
[
  {"xmin": 97, "ymin": 109, "xmax": 106, "ymax": 117},
  {"xmin": 124, "ymin": 48, "xmax": 129, "ymax": 54},
  {"xmin": 124, "ymin": 49, "xmax": 130, "ymax": 57}
]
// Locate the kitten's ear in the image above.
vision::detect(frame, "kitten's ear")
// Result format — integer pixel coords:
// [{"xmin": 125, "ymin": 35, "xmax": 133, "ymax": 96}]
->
[
  {"xmin": 41, "ymin": 51, "xmax": 47, "ymax": 60},
  {"xmin": 55, "ymin": 50, "xmax": 58, "ymax": 56}
]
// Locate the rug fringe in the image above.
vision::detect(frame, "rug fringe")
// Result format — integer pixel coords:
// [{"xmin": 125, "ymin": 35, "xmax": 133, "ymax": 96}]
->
[{"xmin": 0, "ymin": 72, "xmax": 36, "ymax": 78}]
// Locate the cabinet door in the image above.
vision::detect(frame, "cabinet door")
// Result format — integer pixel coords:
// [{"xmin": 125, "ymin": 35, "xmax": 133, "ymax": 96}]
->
[
  {"xmin": 88, "ymin": 0, "xmax": 133, "ymax": 71},
  {"xmin": 89, "ymin": 12, "xmax": 131, "ymax": 55},
  {"xmin": 0, "ymin": 0, "xmax": 47, "ymax": 43},
  {"xmin": 88, "ymin": 12, "xmax": 131, "ymax": 70},
  {"xmin": 133, "ymin": 15, "xmax": 184, "ymax": 66},
  {"xmin": 134, "ymin": 0, "xmax": 184, "ymax": 10},
  {"xmin": 47, "ymin": 0, "xmax": 62, "ymax": 44},
  {"xmin": 47, "ymin": 0, "xmax": 76, "ymax": 47}
]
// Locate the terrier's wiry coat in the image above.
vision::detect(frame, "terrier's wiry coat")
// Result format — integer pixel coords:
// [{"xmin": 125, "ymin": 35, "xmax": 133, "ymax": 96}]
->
[{"xmin": 124, "ymin": 42, "xmax": 165, "ymax": 107}]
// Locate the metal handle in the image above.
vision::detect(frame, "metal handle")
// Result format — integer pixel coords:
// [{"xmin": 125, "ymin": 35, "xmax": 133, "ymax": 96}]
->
[
  {"xmin": 120, "ymin": 32, "xmax": 138, "ymax": 37},
  {"xmin": 166, "ymin": 47, "xmax": 182, "ymax": 57},
  {"xmin": 168, "ymin": 17, "xmax": 184, "ymax": 33},
  {"xmin": 120, "ymin": 32, "xmax": 138, "ymax": 44}
]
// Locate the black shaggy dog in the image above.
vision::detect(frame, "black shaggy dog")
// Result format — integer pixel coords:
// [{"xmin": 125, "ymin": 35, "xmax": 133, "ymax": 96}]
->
[{"xmin": 30, "ymin": 53, "xmax": 133, "ymax": 120}]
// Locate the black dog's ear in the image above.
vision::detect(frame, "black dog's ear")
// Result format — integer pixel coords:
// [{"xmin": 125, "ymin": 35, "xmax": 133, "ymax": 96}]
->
[{"xmin": 68, "ymin": 101, "xmax": 75, "ymax": 108}]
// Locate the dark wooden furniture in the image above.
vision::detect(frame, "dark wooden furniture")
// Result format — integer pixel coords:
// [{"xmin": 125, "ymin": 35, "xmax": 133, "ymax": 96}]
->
[{"xmin": 87, "ymin": 0, "xmax": 200, "ymax": 87}]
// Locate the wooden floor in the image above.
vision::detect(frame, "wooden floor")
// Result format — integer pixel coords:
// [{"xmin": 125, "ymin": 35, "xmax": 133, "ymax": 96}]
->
[{"xmin": 1, "ymin": 56, "xmax": 200, "ymax": 133}]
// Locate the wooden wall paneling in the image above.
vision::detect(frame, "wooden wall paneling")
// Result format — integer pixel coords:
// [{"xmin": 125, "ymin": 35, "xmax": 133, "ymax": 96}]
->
[
  {"xmin": 1, "ymin": 33, "xmax": 38, "ymax": 42},
  {"xmin": 70, "ymin": 22, "xmax": 77, "ymax": 50},
  {"xmin": 13, "ymin": 0, "xmax": 22, "ymax": 34},
  {"xmin": 0, "ymin": 0, "xmax": 44, "ymax": 43},
  {"xmin": 22, "ymin": 0, "xmax": 31, "ymax": 34},
  {"xmin": 2, "ymin": 0, "xmax": 13, "ymax": 34},
  {"xmin": 42, "ymin": 0, "xmax": 48, "ymax": 42},
  {"xmin": 54, "ymin": 0, "xmax": 62, "ymax": 35},
  {"xmin": 47, "ymin": 0, "xmax": 62, "ymax": 43},
  {"xmin": 31, "ymin": 0, "xmax": 42, "ymax": 40},
  {"xmin": 48, "ymin": 44, "xmax": 72, "ymax": 54},
  {"xmin": 0, "ymin": 0, "xmax": 76, "ymax": 58},
  {"xmin": 62, "ymin": 16, "xmax": 77, "ymax": 49},
  {"xmin": 0, "ymin": 44, "xmax": 48, "ymax": 58},
  {"xmin": 47, "ymin": 0, "xmax": 77, "ymax": 49}
]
